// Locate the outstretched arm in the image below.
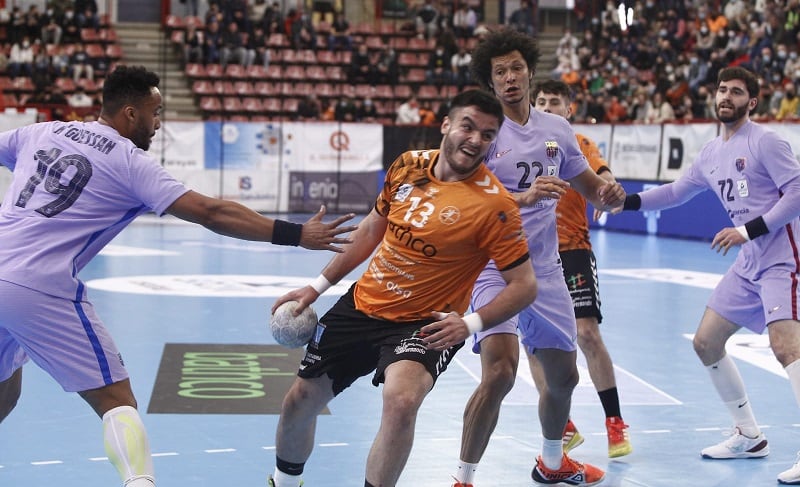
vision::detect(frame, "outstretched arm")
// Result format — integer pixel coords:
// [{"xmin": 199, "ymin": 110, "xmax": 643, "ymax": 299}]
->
[
  {"xmin": 165, "ymin": 190, "xmax": 358, "ymax": 252},
  {"xmin": 570, "ymin": 168, "xmax": 626, "ymax": 211},
  {"xmin": 271, "ymin": 207, "xmax": 388, "ymax": 314}
]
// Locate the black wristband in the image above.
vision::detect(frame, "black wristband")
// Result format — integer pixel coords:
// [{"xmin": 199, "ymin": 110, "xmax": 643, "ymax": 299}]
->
[
  {"xmin": 622, "ymin": 193, "xmax": 641, "ymax": 211},
  {"xmin": 744, "ymin": 216, "xmax": 769, "ymax": 239},
  {"xmin": 271, "ymin": 219, "xmax": 303, "ymax": 246}
]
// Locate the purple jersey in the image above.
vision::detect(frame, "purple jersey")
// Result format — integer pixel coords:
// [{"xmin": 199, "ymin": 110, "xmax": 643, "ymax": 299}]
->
[
  {"xmin": 480, "ymin": 108, "xmax": 589, "ymax": 277},
  {"xmin": 0, "ymin": 120, "xmax": 188, "ymax": 301},
  {"xmin": 639, "ymin": 120, "xmax": 800, "ymax": 280}
]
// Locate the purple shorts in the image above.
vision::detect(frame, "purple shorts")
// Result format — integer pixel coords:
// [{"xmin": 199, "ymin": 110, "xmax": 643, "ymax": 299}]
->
[
  {"xmin": 708, "ymin": 266, "xmax": 800, "ymax": 333},
  {"xmin": 0, "ymin": 280, "xmax": 127, "ymax": 392},
  {"xmin": 471, "ymin": 267, "xmax": 577, "ymax": 354}
]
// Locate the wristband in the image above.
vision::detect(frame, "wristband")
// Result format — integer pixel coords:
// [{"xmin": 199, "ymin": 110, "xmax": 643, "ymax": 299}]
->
[
  {"xmin": 271, "ymin": 219, "xmax": 303, "ymax": 246},
  {"xmin": 622, "ymin": 193, "xmax": 641, "ymax": 211},
  {"xmin": 462, "ymin": 313, "xmax": 484, "ymax": 334},
  {"xmin": 735, "ymin": 225, "xmax": 750, "ymax": 241},
  {"xmin": 744, "ymin": 216, "xmax": 769, "ymax": 240},
  {"xmin": 310, "ymin": 275, "xmax": 332, "ymax": 294}
]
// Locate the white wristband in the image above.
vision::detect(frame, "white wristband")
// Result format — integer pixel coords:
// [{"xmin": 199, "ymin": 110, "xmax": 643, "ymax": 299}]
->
[
  {"xmin": 735, "ymin": 225, "xmax": 750, "ymax": 241},
  {"xmin": 310, "ymin": 275, "xmax": 332, "ymax": 294},
  {"xmin": 462, "ymin": 313, "xmax": 484, "ymax": 334}
]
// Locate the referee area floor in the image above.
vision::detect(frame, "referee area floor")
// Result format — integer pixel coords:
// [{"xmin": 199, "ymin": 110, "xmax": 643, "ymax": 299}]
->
[{"xmin": 1, "ymin": 214, "xmax": 798, "ymax": 487}]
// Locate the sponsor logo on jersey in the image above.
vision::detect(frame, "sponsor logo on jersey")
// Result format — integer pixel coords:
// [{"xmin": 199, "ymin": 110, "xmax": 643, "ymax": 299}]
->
[{"xmin": 395, "ymin": 183, "xmax": 414, "ymax": 202}]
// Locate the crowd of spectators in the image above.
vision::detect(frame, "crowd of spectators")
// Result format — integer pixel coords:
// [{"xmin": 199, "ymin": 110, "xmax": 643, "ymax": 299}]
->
[
  {"xmin": 555, "ymin": 0, "xmax": 800, "ymax": 123},
  {"xmin": 0, "ymin": 0, "xmax": 108, "ymax": 119},
  {"xmin": 177, "ymin": 0, "xmax": 800, "ymax": 124}
]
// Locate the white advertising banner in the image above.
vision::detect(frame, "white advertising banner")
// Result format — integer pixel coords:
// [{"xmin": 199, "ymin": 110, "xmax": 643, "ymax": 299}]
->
[
  {"xmin": 572, "ymin": 123, "xmax": 613, "ymax": 162},
  {"xmin": 608, "ymin": 124, "xmax": 662, "ymax": 180},
  {"xmin": 658, "ymin": 122, "xmax": 718, "ymax": 182}
]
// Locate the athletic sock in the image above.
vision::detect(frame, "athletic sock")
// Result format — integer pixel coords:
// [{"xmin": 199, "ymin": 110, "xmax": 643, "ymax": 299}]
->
[
  {"xmin": 785, "ymin": 359, "xmax": 800, "ymax": 408},
  {"xmin": 706, "ymin": 355, "xmax": 759, "ymax": 437},
  {"xmin": 541, "ymin": 438, "xmax": 563, "ymax": 470},
  {"xmin": 102, "ymin": 406, "xmax": 155, "ymax": 486},
  {"xmin": 272, "ymin": 466, "xmax": 303, "ymax": 487},
  {"xmin": 597, "ymin": 387, "xmax": 622, "ymax": 418},
  {"xmin": 454, "ymin": 460, "xmax": 478, "ymax": 483}
]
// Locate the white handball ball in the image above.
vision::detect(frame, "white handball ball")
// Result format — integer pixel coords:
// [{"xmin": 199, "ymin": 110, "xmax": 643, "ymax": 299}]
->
[{"xmin": 270, "ymin": 300, "xmax": 318, "ymax": 348}]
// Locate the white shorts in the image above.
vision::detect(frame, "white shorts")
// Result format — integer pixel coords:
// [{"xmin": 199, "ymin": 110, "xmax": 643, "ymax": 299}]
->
[
  {"xmin": 0, "ymin": 280, "xmax": 128, "ymax": 392},
  {"xmin": 471, "ymin": 267, "xmax": 577, "ymax": 354}
]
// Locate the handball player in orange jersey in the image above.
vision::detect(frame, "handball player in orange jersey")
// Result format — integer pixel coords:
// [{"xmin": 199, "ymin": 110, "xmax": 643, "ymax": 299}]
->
[{"xmin": 266, "ymin": 89, "xmax": 537, "ymax": 487}]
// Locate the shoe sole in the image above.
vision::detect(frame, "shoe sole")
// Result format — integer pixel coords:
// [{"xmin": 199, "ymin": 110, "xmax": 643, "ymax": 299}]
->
[
  {"xmin": 609, "ymin": 443, "xmax": 633, "ymax": 458},
  {"xmin": 701, "ymin": 451, "xmax": 769, "ymax": 459}
]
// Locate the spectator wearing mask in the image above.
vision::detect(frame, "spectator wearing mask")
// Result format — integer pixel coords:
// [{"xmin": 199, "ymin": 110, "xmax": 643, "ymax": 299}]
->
[{"xmin": 776, "ymin": 82, "xmax": 800, "ymax": 120}]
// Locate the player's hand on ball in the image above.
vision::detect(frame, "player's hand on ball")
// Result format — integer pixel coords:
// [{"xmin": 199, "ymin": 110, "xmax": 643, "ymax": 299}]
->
[
  {"xmin": 299, "ymin": 205, "xmax": 359, "ymax": 252},
  {"xmin": 270, "ymin": 300, "xmax": 318, "ymax": 348}
]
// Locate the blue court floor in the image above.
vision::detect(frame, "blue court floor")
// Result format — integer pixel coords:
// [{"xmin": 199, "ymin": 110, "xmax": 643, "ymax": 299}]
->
[{"xmin": 1, "ymin": 214, "xmax": 798, "ymax": 487}]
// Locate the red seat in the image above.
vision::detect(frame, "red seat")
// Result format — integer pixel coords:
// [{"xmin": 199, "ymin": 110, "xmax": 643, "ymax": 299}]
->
[
  {"xmin": 324, "ymin": 66, "xmax": 344, "ymax": 81},
  {"xmin": 85, "ymin": 43, "xmax": 104, "ymax": 59},
  {"xmin": 262, "ymin": 98, "xmax": 282, "ymax": 114},
  {"xmin": 364, "ymin": 35, "xmax": 383, "ymax": 50},
  {"xmin": 170, "ymin": 30, "xmax": 185, "ymax": 45},
  {"xmin": 99, "ymin": 29, "xmax": 118, "ymax": 45},
  {"xmin": 77, "ymin": 77, "xmax": 98, "ymax": 93},
  {"xmin": 165, "ymin": 14, "xmax": 184, "ymax": 30},
  {"xmin": 267, "ymin": 33, "xmax": 287, "ymax": 48},
  {"xmin": 105, "ymin": 44, "xmax": 123, "ymax": 60},
  {"xmin": 253, "ymin": 81, "xmax": 276, "ymax": 97},
  {"xmin": 56, "ymin": 78, "xmax": 79, "ymax": 95},
  {"xmin": 206, "ymin": 64, "xmax": 224, "ymax": 79},
  {"xmin": 404, "ymin": 68, "xmax": 426, "ymax": 83},
  {"xmin": 397, "ymin": 52, "xmax": 419, "ymax": 67},
  {"xmin": 284, "ymin": 65, "xmax": 305, "ymax": 80},
  {"xmin": 186, "ymin": 63, "xmax": 207, "ymax": 78},
  {"xmin": 233, "ymin": 81, "xmax": 254, "ymax": 96},
  {"xmin": 264, "ymin": 65, "xmax": 282, "ymax": 80},
  {"xmin": 223, "ymin": 97, "xmax": 243, "ymax": 113},
  {"xmin": 316, "ymin": 50, "xmax": 338, "ymax": 65},
  {"xmin": 394, "ymin": 84, "xmax": 412, "ymax": 100},
  {"xmin": 185, "ymin": 16, "xmax": 204, "ymax": 30},
  {"xmin": 225, "ymin": 64, "xmax": 248, "ymax": 79},
  {"xmin": 298, "ymin": 49, "xmax": 316, "ymax": 64},
  {"xmin": 281, "ymin": 98, "xmax": 299, "ymax": 114},
  {"xmin": 192, "ymin": 80, "xmax": 214, "ymax": 95},
  {"xmin": 242, "ymin": 97, "xmax": 263, "ymax": 113},
  {"xmin": 374, "ymin": 85, "xmax": 394, "ymax": 99},
  {"xmin": 199, "ymin": 96, "xmax": 222, "ymax": 113},
  {"xmin": 305, "ymin": 65, "xmax": 325, "ymax": 80},
  {"xmin": 408, "ymin": 37, "xmax": 433, "ymax": 51},
  {"xmin": 314, "ymin": 83, "xmax": 338, "ymax": 100},
  {"xmin": 81, "ymin": 28, "xmax": 100, "ymax": 43},
  {"xmin": 417, "ymin": 84, "xmax": 439, "ymax": 100}
]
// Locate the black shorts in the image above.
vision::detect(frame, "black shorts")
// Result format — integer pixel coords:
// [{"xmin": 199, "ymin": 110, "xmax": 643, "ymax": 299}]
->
[
  {"xmin": 298, "ymin": 285, "xmax": 464, "ymax": 396},
  {"xmin": 559, "ymin": 248, "xmax": 603, "ymax": 323}
]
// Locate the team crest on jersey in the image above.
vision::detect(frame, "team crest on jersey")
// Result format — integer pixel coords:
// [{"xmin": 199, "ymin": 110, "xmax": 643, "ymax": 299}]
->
[
  {"xmin": 395, "ymin": 183, "xmax": 414, "ymax": 202},
  {"xmin": 545, "ymin": 140, "xmax": 559, "ymax": 158},
  {"xmin": 439, "ymin": 206, "xmax": 460, "ymax": 224},
  {"xmin": 735, "ymin": 157, "xmax": 746, "ymax": 172}
]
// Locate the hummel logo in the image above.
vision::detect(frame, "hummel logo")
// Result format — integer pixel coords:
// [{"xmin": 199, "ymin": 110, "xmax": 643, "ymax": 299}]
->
[
  {"xmin": 476, "ymin": 175, "xmax": 499, "ymax": 194},
  {"xmin": 768, "ymin": 305, "xmax": 782, "ymax": 314}
]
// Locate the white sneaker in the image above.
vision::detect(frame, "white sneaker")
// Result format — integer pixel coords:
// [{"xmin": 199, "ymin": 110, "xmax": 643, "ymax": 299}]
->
[
  {"xmin": 700, "ymin": 427, "xmax": 769, "ymax": 459},
  {"xmin": 779, "ymin": 452, "xmax": 800, "ymax": 484}
]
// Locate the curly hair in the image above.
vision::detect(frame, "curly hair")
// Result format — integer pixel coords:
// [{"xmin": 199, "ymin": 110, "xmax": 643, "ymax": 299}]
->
[
  {"xmin": 717, "ymin": 66, "xmax": 759, "ymax": 99},
  {"xmin": 101, "ymin": 65, "xmax": 160, "ymax": 115},
  {"xmin": 469, "ymin": 27, "xmax": 540, "ymax": 91}
]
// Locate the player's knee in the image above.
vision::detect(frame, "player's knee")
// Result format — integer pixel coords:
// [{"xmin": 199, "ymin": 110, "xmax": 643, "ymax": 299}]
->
[
  {"xmin": 381, "ymin": 390, "xmax": 423, "ymax": 426},
  {"xmin": 692, "ymin": 333, "xmax": 716, "ymax": 361},
  {"xmin": 481, "ymin": 359, "xmax": 517, "ymax": 394},
  {"xmin": 576, "ymin": 325, "xmax": 602, "ymax": 350}
]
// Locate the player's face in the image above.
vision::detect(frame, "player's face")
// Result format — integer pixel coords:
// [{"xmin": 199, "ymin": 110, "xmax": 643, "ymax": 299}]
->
[
  {"xmin": 489, "ymin": 50, "xmax": 532, "ymax": 107},
  {"xmin": 534, "ymin": 91, "xmax": 570, "ymax": 119},
  {"xmin": 439, "ymin": 105, "xmax": 499, "ymax": 179},
  {"xmin": 715, "ymin": 79, "xmax": 753, "ymax": 123},
  {"xmin": 130, "ymin": 87, "xmax": 162, "ymax": 151}
]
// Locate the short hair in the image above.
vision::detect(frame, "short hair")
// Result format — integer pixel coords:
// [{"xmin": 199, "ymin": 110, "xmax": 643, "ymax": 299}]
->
[
  {"xmin": 469, "ymin": 27, "xmax": 540, "ymax": 91},
  {"xmin": 447, "ymin": 89, "xmax": 504, "ymax": 124},
  {"xmin": 101, "ymin": 65, "xmax": 160, "ymax": 115},
  {"xmin": 717, "ymin": 66, "xmax": 759, "ymax": 99},
  {"xmin": 533, "ymin": 79, "xmax": 573, "ymax": 100}
]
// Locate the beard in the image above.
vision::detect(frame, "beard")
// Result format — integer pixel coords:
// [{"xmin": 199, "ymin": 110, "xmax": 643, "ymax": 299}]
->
[{"xmin": 715, "ymin": 102, "xmax": 749, "ymax": 123}]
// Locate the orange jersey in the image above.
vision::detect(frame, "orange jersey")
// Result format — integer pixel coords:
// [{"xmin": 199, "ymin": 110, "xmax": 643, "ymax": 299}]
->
[
  {"xmin": 556, "ymin": 133, "xmax": 609, "ymax": 251},
  {"xmin": 354, "ymin": 149, "xmax": 529, "ymax": 322}
]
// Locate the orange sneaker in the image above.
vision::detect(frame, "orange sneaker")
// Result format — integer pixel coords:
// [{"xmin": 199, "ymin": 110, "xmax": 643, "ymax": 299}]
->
[
  {"xmin": 562, "ymin": 418, "xmax": 584, "ymax": 453},
  {"xmin": 606, "ymin": 416, "xmax": 633, "ymax": 458},
  {"xmin": 532, "ymin": 454, "xmax": 605, "ymax": 486},
  {"xmin": 451, "ymin": 482, "xmax": 474, "ymax": 487}
]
